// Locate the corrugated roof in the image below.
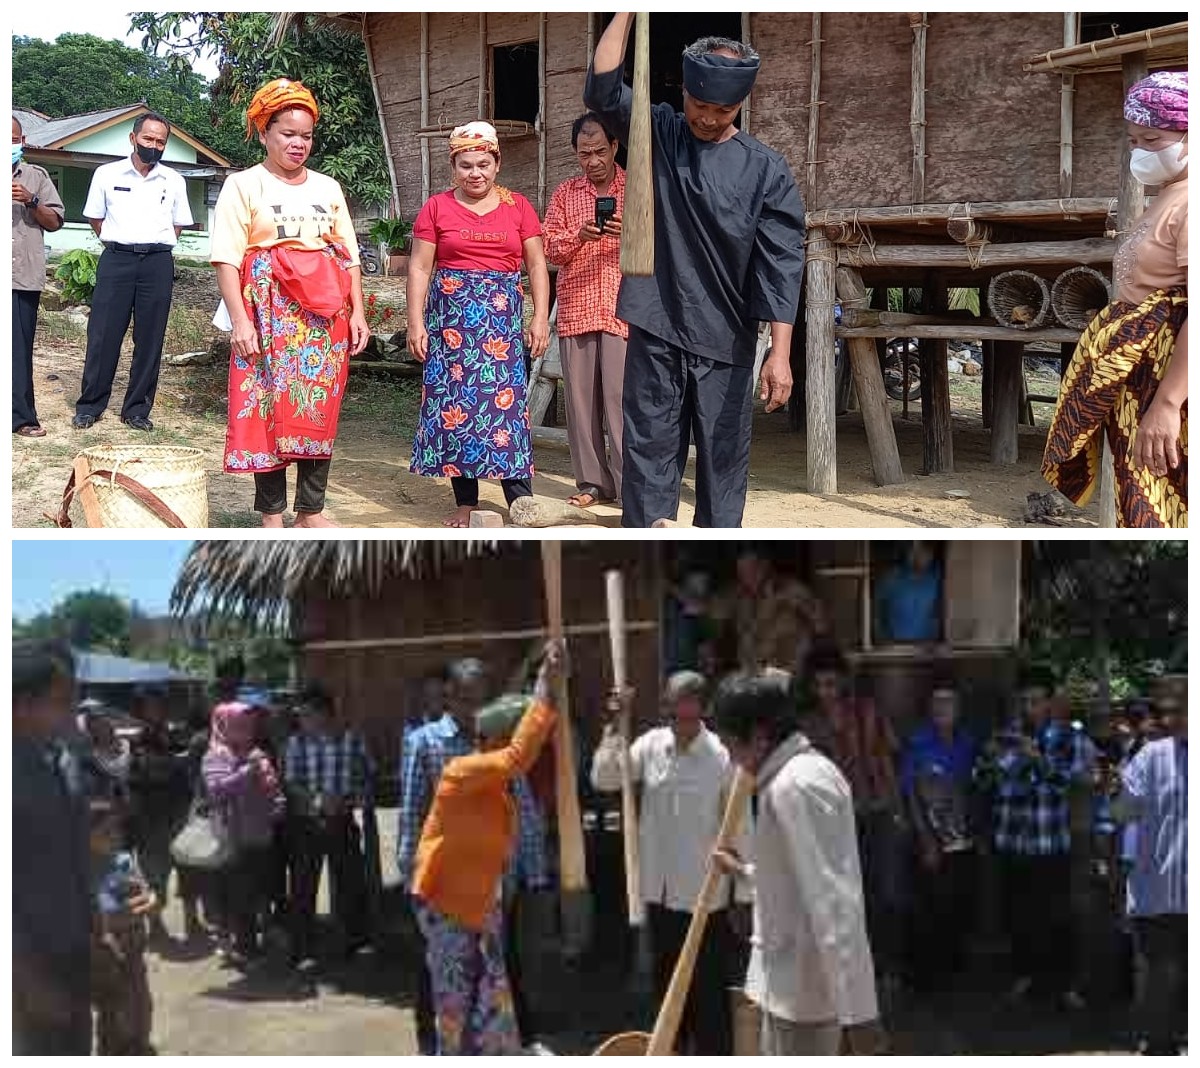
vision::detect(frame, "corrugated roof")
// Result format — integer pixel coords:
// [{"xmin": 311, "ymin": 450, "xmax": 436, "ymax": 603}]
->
[
  {"xmin": 74, "ymin": 650, "xmax": 205, "ymax": 686},
  {"xmin": 14, "ymin": 104, "xmax": 143, "ymax": 149}
]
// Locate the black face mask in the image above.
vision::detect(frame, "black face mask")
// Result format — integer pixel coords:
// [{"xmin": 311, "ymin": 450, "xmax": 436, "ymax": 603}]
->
[{"xmin": 135, "ymin": 144, "xmax": 164, "ymax": 166}]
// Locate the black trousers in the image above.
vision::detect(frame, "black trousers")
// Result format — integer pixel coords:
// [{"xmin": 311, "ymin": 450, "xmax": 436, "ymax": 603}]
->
[
  {"xmin": 13, "ymin": 289, "xmax": 42, "ymax": 430},
  {"xmin": 451, "ymin": 475, "xmax": 532, "ymax": 508},
  {"xmin": 215, "ymin": 844, "xmax": 273, "ymax": 954},
  {"xmin": 1132, "ymin": 914, "xmax": 1187, "ymax": 1054},
  {"xmin": 910, "ymin": 849, "xmax": 976, "ymax": 991},
  {"xmin": 253, "ymin": 459, "xmax": 332, "ymax": 515},
  {"xmin": 502, "ymin": 886, "xmax": 536, "ymax": 1043},
  {"xmin": 409, "ymin": 893, "xmax": 439, "ymax": 1055},
  {"xmin": 621, "ymin": 326, "xmax": 754, "ymax": 528},
  {"xmin": 647, "ymin": 903, "xmax": 734, "ymax": 1055},
  {"xmin": 997, "ymin": 851, "xmax": 1074, "ymax": 994},
  {"xmin": 76, "ymin": 247, "xmax": 174, "ymax": 421},
  {"xmin": 288, "ymin": 813, "xmax": 367, "ymax": 959}
]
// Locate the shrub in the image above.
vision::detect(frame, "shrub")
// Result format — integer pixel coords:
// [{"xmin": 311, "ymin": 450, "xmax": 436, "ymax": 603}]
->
[
  {"xmin": 54, "ymin": 249, "xmax": 98, "ymax": 305},
  {"xmin": 368, "ymin": 215, "xmax": 412, "ymax": 254}
]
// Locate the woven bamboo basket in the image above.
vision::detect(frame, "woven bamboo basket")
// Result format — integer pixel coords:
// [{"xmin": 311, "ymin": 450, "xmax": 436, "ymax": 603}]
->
[
  {"xmin": 69, "ymin": 445, "xmax": 208, "ymax": 528},
  {"xmin": 1051, "ymin": 266, "xmax": 1112, "ymax": 330},
  {"xmin": 987, "ymin": 270, "xmax": 1051, "ymax": 329}
]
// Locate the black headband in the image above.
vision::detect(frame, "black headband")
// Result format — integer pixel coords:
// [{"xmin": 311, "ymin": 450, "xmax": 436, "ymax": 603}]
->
[{"xmin": 682, "ymin": 51, "xmax": 760, "ymax": 106}]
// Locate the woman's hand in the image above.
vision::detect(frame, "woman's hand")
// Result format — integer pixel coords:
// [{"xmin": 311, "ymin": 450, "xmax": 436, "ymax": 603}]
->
[
  {"xmin": 1132, "ymin": 398, "xmax": 1183, "ymax": 477},
  {"xmin": 230, "ymin": 317, "xmax": 261, "ymax": 361},
  {"xmin": 527, "ymin": 315, "xmax": 551, "ymax": 360},
  {"xmin": 349, "ymin": 310, "xmax": 370, "ymax": 357},
  {"xmin": 408, "ymin": 321, "xmax": 430, "ymax": 362}
]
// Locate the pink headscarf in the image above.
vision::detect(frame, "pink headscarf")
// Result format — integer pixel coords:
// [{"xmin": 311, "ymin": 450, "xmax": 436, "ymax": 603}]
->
[{"xmin": 1124, "ymin": 71, "xmax": 1189, "ymax": 131}]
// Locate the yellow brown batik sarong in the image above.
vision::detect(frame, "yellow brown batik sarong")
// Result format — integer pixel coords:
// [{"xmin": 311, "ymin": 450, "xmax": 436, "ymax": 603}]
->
[{"xmin": 1042, "ymin": 287, "xmax": 1187, "ymax": 528}]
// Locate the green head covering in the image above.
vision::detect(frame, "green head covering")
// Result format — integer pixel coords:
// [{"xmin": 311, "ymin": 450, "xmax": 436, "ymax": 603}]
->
[{"xmin": 475, "ymin": 693, "xmax": 533, "ymax": 742}]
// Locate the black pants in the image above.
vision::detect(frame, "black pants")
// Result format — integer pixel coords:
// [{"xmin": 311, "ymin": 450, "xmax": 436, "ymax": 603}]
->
[
  {"xmin": 215, "ymin": 844, "xmax": 273, "ymax": 954},
  {"xmin": 1132, "ymin": 914, "xmax": 1187, "ymax": 1054},
  {"xmin": 997, "ymin": 851, "xmax": 1073, "ymax": 994},
  {"xmin": 621, "ymin": 326, "xmax": 754, "ymax": 528},
  {"xmin": 409, "ymin": 892, "xmax": 439, "ymax": 1055},
  {"xmin": 13, "ymin": 289, "xmax": 42, "ymax": 431},
  {"xmin": 288, "ymin": 814, "xmax": 367, "ymax": 960},
  {"xmin": 254, "ymin": 460, "xmax": 332, "ymax": 515},
  {"xmin": 502, "ymin": 886, "xmax": 537, "ymax": 1044},
  {"xmin": 647, "ymin": 903, "xmax": 734, "ymax": 1055},
  {"xmin": 910, "ymin": 849, "xmax": 976, "ymax": 991},
  {"xmin": 451, "ymin": 475, "xmax": 532, "ymax": 508},
  {"xmin": 76, "ymin": 247, "xmax": 173, "ymax": 421}
]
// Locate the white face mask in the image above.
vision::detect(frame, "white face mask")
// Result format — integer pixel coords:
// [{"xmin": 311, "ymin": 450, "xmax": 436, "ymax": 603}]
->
[{"xmin": 1129, "ymin": 137, "xmax": 1188, "ymax": 186}]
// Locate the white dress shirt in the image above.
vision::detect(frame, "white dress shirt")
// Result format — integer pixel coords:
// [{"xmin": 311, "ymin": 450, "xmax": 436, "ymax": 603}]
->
[
  {"xmin": 83, "ymin": 155, "xmax": 193, "ymax": 246},
  {"xmin": 744, "ymin": 732, "xmax": 879, "ymax": 1027},
  {"xmin": 591, "ymin": 724, "xmax": 752, "ymax": 913}
]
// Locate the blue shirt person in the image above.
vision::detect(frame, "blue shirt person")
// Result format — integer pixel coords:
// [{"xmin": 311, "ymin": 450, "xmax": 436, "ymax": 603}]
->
[{"xmin": 875, "ymin": 542, "xmax": 942, "ymax": 643}]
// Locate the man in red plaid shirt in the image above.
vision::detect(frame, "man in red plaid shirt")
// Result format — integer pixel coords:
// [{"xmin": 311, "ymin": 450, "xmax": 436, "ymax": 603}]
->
[{"xmin": 543, "ymin": 112, "xmax": 628, "ymax": 509}]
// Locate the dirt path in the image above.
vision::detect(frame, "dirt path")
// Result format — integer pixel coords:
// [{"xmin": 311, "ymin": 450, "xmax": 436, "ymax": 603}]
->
[{"xmin": 14, "ymin": 272, "xmax": 1096, "ymax": 529}]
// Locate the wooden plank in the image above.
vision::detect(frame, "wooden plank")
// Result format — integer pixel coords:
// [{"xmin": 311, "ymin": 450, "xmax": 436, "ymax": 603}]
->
[
  {"xmin": 73, "ymin": 456, "xmax": 105, "ymax": 529},
  {"xmin": 807, "ymin": 197, "xmax": 1117, "ymax": 229},
  {"xmin": 838, "ymin": 323, "xmax": 1081, "ymax": 342},
  {"xmin": 991, "ymin": 340, "xmax": 1024, "ymax": 464},
  {"xmin": 805, "ymin": 230, "xmax": 837, "ymax": 493},
  {"xmin": 836, "ymin": 267, "xmax": 904, "ymax": 485},
  {"xmin": 981, "ymin": 339, "xmax": 994, "ymax": 428},
  {"xmin": 838, "ymin": 237, "xmax": 1116, "ymax": 270},
  {"xmin": 921, "ymin": 283, "xmax": 953, "ymax": 474}
]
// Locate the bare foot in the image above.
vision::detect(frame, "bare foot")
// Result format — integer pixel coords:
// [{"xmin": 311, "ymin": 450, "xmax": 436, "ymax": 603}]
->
[
  {"xmin": 443, "ymin": 505, "xmax": 474, "ymax": 528},
  {"xmin": 294, "ymin": 511, "xmax": 339, "ymax": 528},
  {"xmin": 262, "ymin": 513, "xmax": 285, "ymax": 528}
]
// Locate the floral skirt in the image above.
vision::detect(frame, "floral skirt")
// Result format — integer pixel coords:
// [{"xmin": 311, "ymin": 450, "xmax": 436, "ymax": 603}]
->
[
  {"xmin": 224, "ymin": 246, "xmax": 352, "ymax": 474},
  {"xmin": 414, "ymin": 899, "xmax": 521, "ymax": 1056},
  {"xmin": 1042, "ymin": 287, "xmax": 1187, "ymax": 528},
  {"xmin": 410, "ymin": 268, "xmax": 534, "ymax": 480}
]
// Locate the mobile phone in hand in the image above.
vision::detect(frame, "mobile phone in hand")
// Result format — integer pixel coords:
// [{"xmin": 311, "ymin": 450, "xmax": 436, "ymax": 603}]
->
[{"xmin": 595, "ymin": 196, "xmax": 617, "ymax": 232}]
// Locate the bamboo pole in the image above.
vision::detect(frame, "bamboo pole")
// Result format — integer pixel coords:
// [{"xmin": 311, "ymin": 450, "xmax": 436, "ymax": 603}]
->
[
  {"xmin": 1058, "ymin": 13, "xmax": 1079, "ymax": 200},
  {"xmin": 304, "ymin": 619, "xmax": 658, "ymax": 652},
  {"xmin": 808, "ymin": 197, "xmax": 1118, "ymax": 229},
  {"xmin": 478, "ymin": 14, "xmax": 487, "ymax": 119},
  {"xmin": 908, "ymin": 12, "xmax": 928, "ymax": 206},
  {"xmin": 836, "ymin": 267, "xmax": 905, "ymax": 485},
  {"xmin": 361, "ymin": 17, "xmax": 401, "ymax": 217},
  {"xmin": 1025, "ymin": 21, "xmax": 1187, "ymax": 72},
  {"xmin": 419, "ymin": 12, "xmax": 430, "ymax": 204},
  {"xmin": 537, "ymin": 12, "xmax": 548, "ymax": 214},
  {"xmin": 838, "ymin": 237, "xmax": 1116, "ymax": 270},
  {"xmin": 805, "ymin": 229, "xmax": 837, "ymax": 493},
  {"xmin": 805, "ymin": 13, "xmax": 822, "ymax": 210},
  {"xmin": 740, "ymin": 12, "xmax": 752, "ymax": 135}
]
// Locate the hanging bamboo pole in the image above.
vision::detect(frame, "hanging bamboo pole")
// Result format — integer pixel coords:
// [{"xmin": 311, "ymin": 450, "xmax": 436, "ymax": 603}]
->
[
  {"xmin": 1058, "ymin": 13, "xmax": 1079, "ymax": 200},
  {"xmin": 477, "ymin": 14, "xmax": 487, "ymax": 120},
  {"xmin": 419, "ymin": 12, "xmax": 430, "ymax": 204},
  {"xmin": 620, "ymin": 12, "xmax": 654, "ymax": 277},
  {"xmin": 1025, "ymin": 21, "xmax": 1187, "ymax": 72},
  {"xmin": 805, "ymin": 13, "xmax": 823, "ymax": 209},
  {"xmin": 537, "ymin": 12, "xmax": 548, "ymax": 214},
  {"xmin": 740, "ymin": 12, "xmax": 752, "ymax": 135},
  {"xmin": 908, "ymin": 12, "xmax": 928, "ymax": 206}
]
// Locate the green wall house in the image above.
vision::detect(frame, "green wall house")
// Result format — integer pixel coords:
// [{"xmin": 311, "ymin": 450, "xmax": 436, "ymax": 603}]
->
[{"xmin": 14, "ymin": 103, "xmax": 232, "ymax": 262}]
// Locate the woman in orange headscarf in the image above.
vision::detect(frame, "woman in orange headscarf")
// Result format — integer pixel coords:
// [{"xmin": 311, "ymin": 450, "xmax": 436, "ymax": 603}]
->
[{"xmin": 211, "ymin": 78, "xmax": 369, "ymax": 528}]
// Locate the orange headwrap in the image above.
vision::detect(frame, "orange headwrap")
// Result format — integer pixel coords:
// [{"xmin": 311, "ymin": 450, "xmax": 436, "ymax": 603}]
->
[
  {"xmin": 245, "ymin": 78, "xmax": 320, "ymax": 140},
  {"xmin": 448, "ymin": 121, "xmax": 500, "ymax": 159}
]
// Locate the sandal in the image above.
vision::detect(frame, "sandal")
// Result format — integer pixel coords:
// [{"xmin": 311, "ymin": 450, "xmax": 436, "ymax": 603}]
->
[{"xmin": 567, "ymin": 491, "xmax": 612, "ymax": 509}]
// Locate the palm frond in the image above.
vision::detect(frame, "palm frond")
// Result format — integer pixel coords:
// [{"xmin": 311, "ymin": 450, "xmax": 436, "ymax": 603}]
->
[{"xmin": 171, "ymin": 539, "xmax": 502, "ymax": 623}]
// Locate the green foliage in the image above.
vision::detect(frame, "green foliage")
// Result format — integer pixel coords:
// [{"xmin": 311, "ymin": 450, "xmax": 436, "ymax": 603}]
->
[
  {"xmin": 12, "ymin": 33, "xmax": 212, "ymax": 134},
  {"xmin": 14, "ymin": 590, "xmax": 133, "ymax": 654},
  {"xmin": 130, "ymin": 13, "xmax": 391, "ymax": 208},
  {"xmin": 368, "ymin": 214, "xmax": 412, "ymax": 253},
  {"xmin": 54, "ymin": 249, "xmax": 99, "ymax": 305}
]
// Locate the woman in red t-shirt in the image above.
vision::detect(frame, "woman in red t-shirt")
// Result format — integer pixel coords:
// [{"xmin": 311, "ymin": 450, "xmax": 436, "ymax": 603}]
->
[{"xmin": 407, "ymin": 122, "xmax": 551, "ymax": 527}]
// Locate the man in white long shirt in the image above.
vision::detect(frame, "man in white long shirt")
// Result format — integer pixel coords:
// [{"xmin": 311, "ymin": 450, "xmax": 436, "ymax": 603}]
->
[
  {"xmin": 712, "ymin": 671, "xmax": 880, "ymax": 1056},
  {"xmin": 590, "ymin": 671, "xmax": 751, "ymax": 1055}
]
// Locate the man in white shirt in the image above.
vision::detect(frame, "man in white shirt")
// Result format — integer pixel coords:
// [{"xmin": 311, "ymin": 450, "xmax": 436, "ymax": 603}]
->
[
  {"xmin": 73, "ymin": 112, "xmax": 193, "ymax": 432},
  {"xmin": 712, "ymin": 671, "xmax": 880, "ymax": 1056},
  {"xmin": 590, "ymin": 671, "xmax": 751, "ymax": 1055}
]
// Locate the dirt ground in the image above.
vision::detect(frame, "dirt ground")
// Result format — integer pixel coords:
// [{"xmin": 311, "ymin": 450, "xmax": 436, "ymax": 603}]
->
[{"xmin": 14, "ymin": 268, "xmax": 1097, "ymax": 529}]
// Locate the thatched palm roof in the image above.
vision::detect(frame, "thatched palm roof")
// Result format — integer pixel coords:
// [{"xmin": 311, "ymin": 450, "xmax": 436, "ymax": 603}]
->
[
  {"xmin": 270, "ymin": 13, "xmax": 363, "ymax": 45},
  {"xmin": 171, "ymin": 540, "xmax": 503, "ymax": 623}
]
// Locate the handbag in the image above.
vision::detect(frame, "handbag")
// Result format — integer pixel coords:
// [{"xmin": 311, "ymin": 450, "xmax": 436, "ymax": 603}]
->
[{"xmin": 170, "ymin": 800, "xmax": 235, "ymax": 870}]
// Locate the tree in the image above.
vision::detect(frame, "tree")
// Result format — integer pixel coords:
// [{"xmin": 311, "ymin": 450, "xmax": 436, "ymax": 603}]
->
[
  {"xmin": 12, "ymin": 33, "xmax": 212, "ymax": 136},
  {"xmin": 130, "ymin": 13, "xmax": 391, "ymax": 208},
  {"xmin": 14, "ymin": 590, "xmax": 133, "ymax": 654}
]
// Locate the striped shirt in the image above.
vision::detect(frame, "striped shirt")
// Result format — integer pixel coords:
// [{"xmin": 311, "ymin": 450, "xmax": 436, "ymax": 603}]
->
[
  {"xmin": 283, "ymin": 730, "xmax": 374, "ymax": 808},
  {"xmin": 542, "ymin": 167, "xmax": 628, "ymax": 340},
  {"xmin": 396, "ymin": 714, "xmax": 549, "ymax": 892},
  {"xmin": 1119, "ymin": 737, "xmax": 1187, "ymax": 917}
]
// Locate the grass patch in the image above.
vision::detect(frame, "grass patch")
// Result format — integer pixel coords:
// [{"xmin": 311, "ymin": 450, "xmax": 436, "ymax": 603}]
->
[
  {"xmin": 158, "ymin": 362, "xmax": 229, "ymax": 420},
  {"xmin": 164, "ymin": 306, "xmax": 217, "ymax": 354},
  {"xmin": 210, "ymin": 507, "xmax": 262, "ymax": 528},
  {"xmin": 342, "ymin": 374, "xmax": 422, "ymax": 440},
  {"xmin": 37, "ymin": 311, "xmax": 88, "ymax": 345}
]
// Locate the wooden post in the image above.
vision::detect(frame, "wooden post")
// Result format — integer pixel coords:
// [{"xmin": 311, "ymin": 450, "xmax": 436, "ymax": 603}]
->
[
  {"xmin": 805, "ymin": 229, "xmax": 837, "ymax": 493},
  {"xmin": 836, "ymin": 267, "xmax": 905, "ymax": 485},
  {"xmin": 362, "ymin": 20, "xmax": 401, "ymax": 216},
  {"xmin": 419, "ymin": 12, "xmax": 430, "ymax": 204},
  {"xmin": 805, "ymin": 13, "xmax": 822, "ymax": 210},
  {"xmin": 1102, "ymin": 53, "xmax": 1149, "ymax": 528},
  {"xmin": 1058, "ymin": 13, "xmax": 1079, "ymax": 200},
  {"xmin": 478, "ymin": 14, "xmax": 487, "ymax": 119},
  {"xmin": 920, "ymin": 281, "xmax": 953, "ymax": 473},
  {"xmin": 908, "ymin": 12, "xmax": 928, "ymax": 205},
  {"xmin": 537, "ymin": 12, "xmax": 547, "ymax": 214},
  {"xmin": 740, "ymin": 12, "xmax": 752, "ymax": 135},
  {"xmin": 991, "ymin": 340, "xmax": 1024, "ymax": 465},
  {"xmin": 981, "ymin": 339, "xmax": 995, "ymax": 428}
]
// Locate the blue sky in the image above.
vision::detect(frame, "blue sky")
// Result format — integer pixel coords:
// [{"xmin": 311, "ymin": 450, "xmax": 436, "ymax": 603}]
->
[{"xmin": 12, "ymin": 540, "xmax": 197, "ymax": 620}]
